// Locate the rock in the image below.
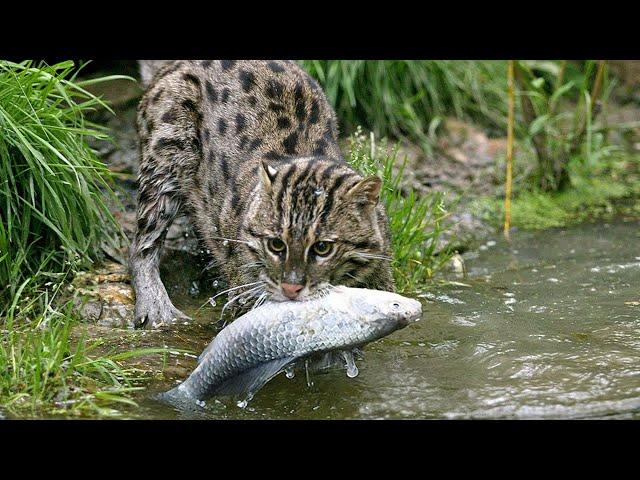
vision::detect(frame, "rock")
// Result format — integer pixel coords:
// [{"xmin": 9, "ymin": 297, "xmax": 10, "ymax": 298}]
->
[{"xmin": 69, "ymin": 261, "xmax": 136, "ymax": 329}]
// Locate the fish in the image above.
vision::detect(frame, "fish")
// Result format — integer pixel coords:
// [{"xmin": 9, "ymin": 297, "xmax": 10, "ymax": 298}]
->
[{"xmin": 158, "ymin": 286, "xmax": 422, "ymax": 407}]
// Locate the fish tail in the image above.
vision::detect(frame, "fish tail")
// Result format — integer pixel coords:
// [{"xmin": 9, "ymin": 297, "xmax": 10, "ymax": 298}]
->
[{"xmin": 153, "ymin": 384, "xmax": 194, "ymax": 408}]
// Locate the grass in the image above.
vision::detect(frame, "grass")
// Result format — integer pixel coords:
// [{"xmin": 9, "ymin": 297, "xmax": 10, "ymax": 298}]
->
[
  {"xmin": 1, "ymin": 283, "xmax": 154, "ymax": 416},
  {"xmin": 0, "ymin": 60, "xmax": 169, "ymax": 417},
  {"xmin": 0, "ymin": 60, "xmax": 125, "ymax": 308},
  {"xmin": 300, "ymin": 61, "xmax": 508, "ymax": 150},
  {"xmin": 509, "ymin": 60, "xmax": 616, "ymax": 191},
  {"xmin": 475, "ymin": 151, "xmax": 640, "ymax": 230},
  {"xmin": 346, "ymin": 128, "xmax": 453, "ymax": 292}
]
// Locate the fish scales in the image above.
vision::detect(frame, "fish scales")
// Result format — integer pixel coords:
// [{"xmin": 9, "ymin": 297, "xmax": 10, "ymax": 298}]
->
[{"xmin": 160, "ymin": 286, "xmax": 422, "ymax": 405}]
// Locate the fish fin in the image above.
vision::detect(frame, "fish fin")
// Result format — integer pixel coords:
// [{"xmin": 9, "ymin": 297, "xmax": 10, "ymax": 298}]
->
[
  {"xmin": 154, "ymin": 387, "xmax": 211, "ymax": 418},
  {"xmin": 154, "ymin": 385, "xmax": 195, "ymax": 408},
  {"xmin": 212, "ymin": 357, "xmax": 296, "ymax": 396}
]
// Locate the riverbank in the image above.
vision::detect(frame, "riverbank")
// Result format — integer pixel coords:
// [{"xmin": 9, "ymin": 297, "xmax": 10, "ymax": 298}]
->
[{"xmin": 3, "ymin": 60, "xmax": 640, "ymax": 419}]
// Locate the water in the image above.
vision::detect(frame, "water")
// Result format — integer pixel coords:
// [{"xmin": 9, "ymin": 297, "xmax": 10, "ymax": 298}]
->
[
  {"xmin": 342, "ymin": 351, "xmax": 359, "ymax": 378},
  {"xmin": 43, "ymin": 220, "xmax": 640, "ymax": 419}
]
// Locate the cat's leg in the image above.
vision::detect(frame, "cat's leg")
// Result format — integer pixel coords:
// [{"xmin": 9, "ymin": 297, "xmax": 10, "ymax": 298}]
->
[
  {"xmin": 130, "ymin": 182, "xmax": 190, "ymax": 328},
  {"xmin": 131, "ymin": 72, "xmax": 203, "ymax": 328}
]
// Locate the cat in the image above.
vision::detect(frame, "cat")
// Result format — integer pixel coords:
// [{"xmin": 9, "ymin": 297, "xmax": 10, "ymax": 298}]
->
[{"xmin": 131, "ymin": 60, "xmax": 394, "ymax": 328}]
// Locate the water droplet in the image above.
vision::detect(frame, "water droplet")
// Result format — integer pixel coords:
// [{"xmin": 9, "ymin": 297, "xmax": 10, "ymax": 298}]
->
[
  {"xmin": 285, "ymin": 365, "xmax": 295, "ymax": 379},
  {"xmin": 237, "ymin": 392, "xmax": 254, "ymax": 408},
  {"xmin": 222, "ymin": 240, "xmax": 229, "ymax": 246},
  {"xmin": 212, "ymin": 280, "xmax": 219, "ymax": 288},
  {"xmin": 305, "ymin": 359, "xmax": 314, "ymax": 387},
  {"xmin": 342, "ymin": 351, "xmax": 359, "ymax": 378},
  {"xmin": 209, "ymin": 298, "xmax": 217, "ymax": 307}
]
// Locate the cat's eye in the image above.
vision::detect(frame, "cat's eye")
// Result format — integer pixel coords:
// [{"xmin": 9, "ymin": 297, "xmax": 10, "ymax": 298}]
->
[
  {"xmin": 312, "ymin": 241, "xmax": 333, "ymax": 257},
  {"xmin": 267, "ymin": 238, "xmax": 286, "ymax": 254}
]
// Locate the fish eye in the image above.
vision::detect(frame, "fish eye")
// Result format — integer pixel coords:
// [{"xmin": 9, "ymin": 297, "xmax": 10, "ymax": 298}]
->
[
  {"xmin": 267, "ymin": 238, "xmax": 286, "ymax": 254},
  {"xmin": 312, "ymin": 241, "xmax": 333, "ymax": 257}
]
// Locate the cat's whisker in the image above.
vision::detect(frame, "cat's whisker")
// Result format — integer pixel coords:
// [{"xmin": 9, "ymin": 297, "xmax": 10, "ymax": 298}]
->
[
  {"xmin": 251, "ymin": 291, "xmax": 269, "ymax": 311},
  {"xmin": 200, "ymin": 280, "xmax": 265, "ymax": 310},
  {"xmin": 210, "ymin": 280, "xmax": 264, "ymax": 300},
  {"xmin": 202, "ymin": 259, "xmax": 219, "ymax": 272},
  {"xmin": 240, "ymin": 261, "xmax": 264, "ymax": 272},
  {"xmin": 219, "ymin": 284, "xmax": 264, "ymax": 320},
  {"xmin": 355, "ymin": 253, "xmax": 393, "ymax": 261},
  {"xmin": 210, "ymin": 235, "xmax": 252, "ymax": 245}
]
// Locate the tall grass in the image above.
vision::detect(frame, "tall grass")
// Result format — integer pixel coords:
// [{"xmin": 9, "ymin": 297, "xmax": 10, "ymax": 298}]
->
[
  {"xmin": 300, "ymin": 60, "xmax": 508, "ymax": 147},
  {"xmin": 347, "ymin": 129, "xmax": 452, "ymax": 291},
  {"xmin": 511, "ymin": 60, "xmax": 615, "ymax": 191},
  {"xmin": 0, "ymin": 60, "xmax": 164, "ymax": 416},
  {"xmin": 0, "ymin": 60, "xmax": 125, "ymax": 309}
]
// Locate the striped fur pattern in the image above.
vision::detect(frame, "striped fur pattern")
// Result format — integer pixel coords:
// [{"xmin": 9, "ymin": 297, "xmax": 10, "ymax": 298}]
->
[{"xmin": 131, "ymin": 60, "xmax": 394, "ymax": 328}]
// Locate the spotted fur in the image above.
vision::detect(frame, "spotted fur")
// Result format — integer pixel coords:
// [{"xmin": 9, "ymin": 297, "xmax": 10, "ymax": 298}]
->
[{"xmin": 131, "ymin": 60, "xmax": 394, "ymax": 328}]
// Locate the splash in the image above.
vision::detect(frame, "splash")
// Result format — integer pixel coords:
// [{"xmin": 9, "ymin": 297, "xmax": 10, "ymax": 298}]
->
[
  {"xmin": 342, "ymin": 351, "xmax": 359, "ymax": 378},
  {"xmin": 285, "ymin": 365, "xmax": 295, "ymax": 379},
  {"xmin": 237, "ymin": 392, "xmax": 254, "ymax": 409}
]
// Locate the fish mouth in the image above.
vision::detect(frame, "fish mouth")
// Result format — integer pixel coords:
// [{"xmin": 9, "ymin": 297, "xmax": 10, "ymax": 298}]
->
[
  {"xmin": 397, "ymin": 312, "xmax": 421, "ymax": 327},
  {"xmin": 398, "ymin": 304, "xmax": 423, "ymax": 327}
]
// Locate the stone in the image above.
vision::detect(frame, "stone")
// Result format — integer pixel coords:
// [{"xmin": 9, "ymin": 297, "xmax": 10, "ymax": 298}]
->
[{"xmin": 69, "ymin": 261, "xmax": 135, "ymax": 329}]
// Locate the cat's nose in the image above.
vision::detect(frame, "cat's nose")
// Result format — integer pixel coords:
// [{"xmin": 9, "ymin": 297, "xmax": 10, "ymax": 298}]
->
[{"xmin": 281, "ymin": 283, "xmax": 304, "ymax": 300}]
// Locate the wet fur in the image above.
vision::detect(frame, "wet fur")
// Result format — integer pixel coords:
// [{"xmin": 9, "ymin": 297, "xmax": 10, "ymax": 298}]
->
[{"xmin": 131, "ymin": 60, "xmax": 394, "ymax": 328}]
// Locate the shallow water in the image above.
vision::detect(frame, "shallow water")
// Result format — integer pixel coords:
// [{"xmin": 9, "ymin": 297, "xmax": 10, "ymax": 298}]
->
[{"xmin": 34, "ymin": 219, "xmax": 640, "ymax": 419}]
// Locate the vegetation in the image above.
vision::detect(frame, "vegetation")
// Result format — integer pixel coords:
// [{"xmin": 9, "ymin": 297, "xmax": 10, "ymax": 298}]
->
[
  {"xmin": 302, "ymin": 60, "xmax": 640, "ymax": 231},
  {"xmin": 0, "ymin": 60, "xmax": 164, "ymax": 417},
  {"xmin": 3, "ymin": 59, "xmax": 640, "ymax": 417},
  {"xmin": 490, "ymin": 61, "xmax": 640, "ymax": 229},
  {"xmin": 1, "ymin": 285, "xmax": 156, "ymax": 416},
  {"xmin": 510, "ymin": 60, "xmax": 612, "ymax": 192},
  {"xmin": 347, "ymin": 129, "xmax": 453, "ymax": 291},
  {"xmin": 0, "ymin": 60, "xmax": 121, "ymax": 308},
  {"xmin": 300, "ymin": 60, "xmax": 508, "ymax": 150},
  {"xmin": 477, "ymin": 152, "xmax": 640, "ymax": 230}
]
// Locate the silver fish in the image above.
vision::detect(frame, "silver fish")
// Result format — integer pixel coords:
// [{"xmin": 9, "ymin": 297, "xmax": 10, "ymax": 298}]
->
[{"xmin": 160, "ymin": 286, "xmax": 422, "ymax": 406}]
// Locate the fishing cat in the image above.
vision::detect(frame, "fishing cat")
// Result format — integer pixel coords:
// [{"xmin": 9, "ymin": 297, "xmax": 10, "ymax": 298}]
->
[{"xmin": 131, "ymin": 60, "xmax": 394, "ymax": 328}]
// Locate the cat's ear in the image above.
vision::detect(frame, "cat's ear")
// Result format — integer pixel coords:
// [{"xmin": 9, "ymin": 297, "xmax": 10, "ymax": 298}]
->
[
  {"xmin": 346, "ymin": 175, "xmax": 382, "ymax": 207},
  {"xmin": 259, "ymin": 160, "xmax": 278, "ymax": 192}
]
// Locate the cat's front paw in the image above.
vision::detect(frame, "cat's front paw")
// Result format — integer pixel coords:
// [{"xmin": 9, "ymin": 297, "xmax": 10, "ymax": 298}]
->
[{"xmin": 134, "ymin": 298, "xmax": 192, "ymax": 329}]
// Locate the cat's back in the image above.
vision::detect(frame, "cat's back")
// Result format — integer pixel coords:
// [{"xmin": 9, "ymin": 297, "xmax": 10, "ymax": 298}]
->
[{"xmin": 138, "ymin": 60, "xmax": 342, "ymax": 166}]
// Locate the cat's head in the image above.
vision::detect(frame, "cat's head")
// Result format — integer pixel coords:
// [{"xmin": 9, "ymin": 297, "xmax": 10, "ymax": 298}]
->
[{"xmin": 241, "ymin": 156, "xmax": 391, "ymax": 302}]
